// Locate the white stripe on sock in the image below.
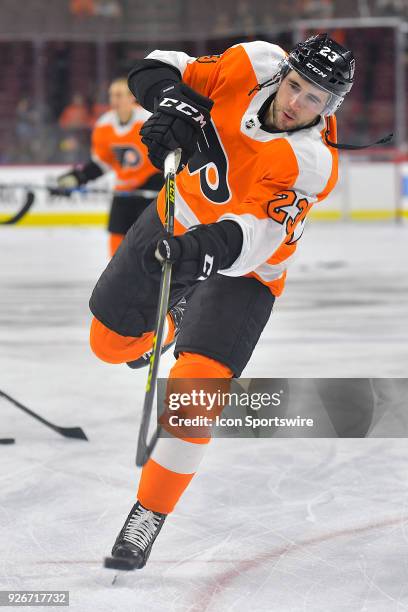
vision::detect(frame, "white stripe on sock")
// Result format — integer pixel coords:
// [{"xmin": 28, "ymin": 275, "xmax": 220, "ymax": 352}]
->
[{"xmin": 151, "ymin": 436, "xmax": 208, "ymax": 474}]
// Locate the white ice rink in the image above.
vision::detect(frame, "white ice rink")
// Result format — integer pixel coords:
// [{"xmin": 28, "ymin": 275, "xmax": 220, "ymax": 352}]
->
[{"xmin": 1, "ymin": 221, "xmax": 408, "ymax": 611}]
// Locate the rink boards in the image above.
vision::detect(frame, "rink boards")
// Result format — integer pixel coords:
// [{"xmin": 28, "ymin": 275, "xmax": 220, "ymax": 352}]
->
[{"xmin": 0, "ymin": 162, "xmax": 407, "ymax": 225}]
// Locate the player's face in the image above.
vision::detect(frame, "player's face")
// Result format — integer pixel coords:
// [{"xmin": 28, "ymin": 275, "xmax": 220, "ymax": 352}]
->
[
  {"xmin": 109, "ymin": 82, "xmax": 135, "ymax": 117},
  {"xmin": 270, "ymin": 70, "xmax": 330, "ymax": 131}
]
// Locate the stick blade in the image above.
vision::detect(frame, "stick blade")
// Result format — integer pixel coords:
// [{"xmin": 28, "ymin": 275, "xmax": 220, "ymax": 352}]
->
[
  {"xmin": 104, "ymin": 556, "xmax": 141, "ymax": 571},
  {"xmin": 0, "ymin": 190, "xmax": 35, "ymax": 225},
  {"xmin": 58, "ymin": 427, "xmax": 89, "ymax": 440}
]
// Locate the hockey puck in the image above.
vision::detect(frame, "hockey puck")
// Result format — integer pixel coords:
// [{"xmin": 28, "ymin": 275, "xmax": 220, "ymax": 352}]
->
[{"xmin": 0, "ymin": 438, "xmax": 15, "ymax": 445}]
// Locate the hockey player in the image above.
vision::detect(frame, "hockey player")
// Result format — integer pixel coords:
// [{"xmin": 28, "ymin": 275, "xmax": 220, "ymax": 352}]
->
[
  {"xmin": 53, "ymin": 77, "xmax": 163, "ymax": 256},
  {"xmin": 89, "ymin": 34, "xmax": 356, "ymax": 569}
]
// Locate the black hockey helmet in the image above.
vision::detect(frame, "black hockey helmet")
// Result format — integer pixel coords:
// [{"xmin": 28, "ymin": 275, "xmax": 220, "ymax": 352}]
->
[{"xmin": 281, "ymin": 33, "xmax": 355, "ymax": 115}]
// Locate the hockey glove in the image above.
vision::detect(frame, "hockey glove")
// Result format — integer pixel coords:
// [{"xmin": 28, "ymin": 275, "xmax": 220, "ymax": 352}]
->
[
  {"xmin": 48, "ymin": 169, "xmax": 85, "ymax": 197},
  {"xmin": 49, "ymin": 162, "xmax": 103, "ymax": 197},
  {"xmin": 140, "ymin": 82, "xmax": 214, "ymax": 172},
  {"xmin": 143, "ymin": 221, "xmax": 243, "ymax": 282}
]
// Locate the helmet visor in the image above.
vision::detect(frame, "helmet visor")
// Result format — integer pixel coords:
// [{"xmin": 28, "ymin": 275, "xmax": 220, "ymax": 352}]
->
[{"xmin": 285, "ymin": 59, "xmax": 344, "ymax": 116}]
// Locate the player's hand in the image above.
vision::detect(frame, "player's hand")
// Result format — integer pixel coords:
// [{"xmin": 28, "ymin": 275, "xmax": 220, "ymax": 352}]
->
[
  {"xmin": 143, "ymin": 224, "xmax": 228, "ymax": 282},
  {"xmin": 48, "ymin": 170, "xmax": 84, "ymax": 197},
  {"xmin": 140, "ymin": 83, "xmax": 214, "ymax": 172}
]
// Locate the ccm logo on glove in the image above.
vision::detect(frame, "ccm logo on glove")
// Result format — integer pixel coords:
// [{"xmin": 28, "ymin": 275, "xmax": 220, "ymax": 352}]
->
[
  {"xmin": 159, "ymin": 97, "xmax": 208, "ymax": 129},
  {"xmin": 140, "ymin": 82, "xmax": 213, "ymax": 172},
  {"xmin": 197, "ymin": 254, "xmax": 214, "ymax": 280}
]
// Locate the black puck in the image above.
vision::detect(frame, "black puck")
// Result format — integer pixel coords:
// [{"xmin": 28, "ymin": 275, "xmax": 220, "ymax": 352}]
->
[{"xmin": 0, "ymin": 438, "xmax": 15, "ymax": 445}]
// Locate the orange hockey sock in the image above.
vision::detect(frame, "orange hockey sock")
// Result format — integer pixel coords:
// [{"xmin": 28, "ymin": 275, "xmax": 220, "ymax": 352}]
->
[{"xmin": 137, "ymin": 352, "xmax": 233, "ymax": 514}]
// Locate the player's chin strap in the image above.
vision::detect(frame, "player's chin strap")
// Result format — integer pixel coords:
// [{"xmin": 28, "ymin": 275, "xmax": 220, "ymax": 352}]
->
[
  {"xmin": 324, "ymin": 130, "xmax": 393, "ymax": 150},
  {"xmin": 248, "ymin": 75, "xmax": 281, "ymax": 96}
]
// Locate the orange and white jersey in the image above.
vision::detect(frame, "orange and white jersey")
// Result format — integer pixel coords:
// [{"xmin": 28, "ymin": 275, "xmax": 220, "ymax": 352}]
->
[
  {"xmin": 147, "ymin": 42, "xmax": 338, "ymax": 296},
  {"xmin": 92, "ymin": 105, "xmax": 159, "ymax": 192}
]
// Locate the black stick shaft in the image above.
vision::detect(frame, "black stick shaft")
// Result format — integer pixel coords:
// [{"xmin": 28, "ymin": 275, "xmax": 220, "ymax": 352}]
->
[
  {"xmin": 135, "ymin": 150, "xmax": 180, "ymax": 467},
  {"xmin": 0, "ymin": 183, "xmax": 158, "ymax": 198}
]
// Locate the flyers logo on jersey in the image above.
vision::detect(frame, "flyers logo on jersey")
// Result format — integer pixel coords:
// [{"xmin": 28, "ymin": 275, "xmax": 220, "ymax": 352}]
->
[
  {"xmin": 267, "ymin": 190, "xmax": 313, "ymax": 244},
  {"xmin": 112, "ymin": 145, "xmax": 142, "ymax": 168},
  {"xmin": 188, "ymin": 123, "xmax": 231, "ymax": 204},
  {"xmin": 159, "ymin": 98, "xmax": 207, "ymax": 129}
]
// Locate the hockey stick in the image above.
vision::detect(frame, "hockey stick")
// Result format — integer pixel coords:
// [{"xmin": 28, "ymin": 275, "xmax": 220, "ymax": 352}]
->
[
  {"xmin": 0, "ymin": 191, "xmax": 35, "ymax": 225},
  {"xmin": 48, "ymin": 186, "xmax": 160, "ymax": 198},
  {"xmin": 0, "ymin": 390, "xmax": 88, "ymax": 440},
  {"xmin": 135, "ymin": 149, "xmax": 181, "ymax": 467},
  {"xmin": 0, "ymin": 183, "xmax": 159, "ymax": 199}
]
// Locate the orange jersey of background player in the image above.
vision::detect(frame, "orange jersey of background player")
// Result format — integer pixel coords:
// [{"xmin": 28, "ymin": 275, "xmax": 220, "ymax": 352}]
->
[
  {"xmin": 147, "ymin": 42, "xmax": 338, "ymax": 297},
  {"xmin": 92, "ymin": 104, "xmax": 159, "ymax": 193}
]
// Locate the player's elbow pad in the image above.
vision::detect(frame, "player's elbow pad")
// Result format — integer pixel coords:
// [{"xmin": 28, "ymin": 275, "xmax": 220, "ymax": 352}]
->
[{"xmin": 128, "ymin": 59, "xmax": 181, "ymax": 112}]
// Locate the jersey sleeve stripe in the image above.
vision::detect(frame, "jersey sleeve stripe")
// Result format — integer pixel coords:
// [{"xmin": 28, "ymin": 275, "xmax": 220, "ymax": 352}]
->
[
  {"xmin": 252, "ymin": 254, "xmax": 297, "ymax": 282},
  {"xmin": 173, "ymin": 189, "xmax": 201, "ymax": 228}
]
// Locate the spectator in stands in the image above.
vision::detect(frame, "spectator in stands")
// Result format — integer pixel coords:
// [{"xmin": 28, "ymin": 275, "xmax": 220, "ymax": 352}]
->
[
  {"xmin": 70, "ymin": 0, "xmax": 95, "ymax": 17},
  {"xmin": 94, "ymin": 0, "xmax": 122, "ymax": 18},
  {"xmin": 58, "ymin": 133, "xmax": 87, "ymax": 164},
  {"xmin": 15, "ymin": 98, "xmax": 37, "ymax": 144},
  {"xmin": 59, "ymin": 93, "xmax": 91, "ymax": 130},
  {"xmin": 213, "ymin": 11, "xmax": 232, "ymax": 37},
  {"xmin": 234, "ymin": 0, "xmax": 256, "ymax": 37},
  {"xmin": 89, "ymin": 88, "xmax": 110, "ymax": 127},
  {"xmin": 276, "ymin": 2, "xmax": 302, "ymax": 23},
  {"xmin": 329, "ymin": 28, "xmax": 347, "ymax": 46},
  {"xmin": 12, "ymin": 98, "xmax": 55, "ymax": 163},
  {"xmin": 13, "ymin": 98, "xmax": 35, "ymax": 162},
  {"xmin": 375, "ymin": 0, "xmax": 406, "ymax": 17},
  {"xmin": 301, "ymin": 0, "xmax": 334, "ymax": 19}
]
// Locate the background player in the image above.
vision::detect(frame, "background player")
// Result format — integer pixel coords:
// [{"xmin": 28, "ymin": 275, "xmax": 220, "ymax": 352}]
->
[
  {"xmin": 89, "ymin": 34, "xmax": 356, "ymax": 570},
  {"xmin": 54, "ymin": 77, "xmax": 163, "ymax": 256}
]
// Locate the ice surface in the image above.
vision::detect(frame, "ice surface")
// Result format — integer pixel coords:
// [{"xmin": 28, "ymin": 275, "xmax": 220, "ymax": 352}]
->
[{"xmin": 1, "ymin": 221, "xmax": 408, "ymax": 611}]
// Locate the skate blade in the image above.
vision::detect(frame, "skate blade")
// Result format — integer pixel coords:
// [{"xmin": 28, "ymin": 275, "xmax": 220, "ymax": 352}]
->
[{"xmin": 104, "ymin": 555, "xmax": 143, "ymax": 571}]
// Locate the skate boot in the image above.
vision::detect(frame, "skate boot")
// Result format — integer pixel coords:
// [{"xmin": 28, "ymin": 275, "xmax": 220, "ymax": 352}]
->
[
  {"xmin": 126, "ymin": 296, "xmax": 187, "ymax": 369},
  {"xmin": 104, "ymin": 501, "xmax": 167, "ymax": 570}
]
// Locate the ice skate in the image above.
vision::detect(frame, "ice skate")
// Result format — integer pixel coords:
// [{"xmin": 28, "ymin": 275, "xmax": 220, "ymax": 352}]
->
[{"xmin": 104, "ymin": 501, "xmax": 167, "ymax": 570}]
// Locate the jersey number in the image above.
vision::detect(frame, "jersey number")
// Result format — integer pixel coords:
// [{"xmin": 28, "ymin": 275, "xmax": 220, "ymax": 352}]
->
[
  {"xmin": 319, "ymin": 46, "xmax": 339, "ymax": 63},
  {"xmin": 188, "ymin": 122, "xmax": 231, "ymax": 204},
  {"xmin": 267, "ymin": 190, "xmax": 313, "ymax": 245},
  {"xmin": 196, "ymin": 54, "xmax": 221, "ymax": 64}
]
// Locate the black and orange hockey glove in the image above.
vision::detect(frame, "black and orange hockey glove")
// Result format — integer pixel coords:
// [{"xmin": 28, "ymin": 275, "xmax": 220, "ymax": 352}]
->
[{"xmin": 143, "ymin": 221, "xmax": 243, "ymax": 282}]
